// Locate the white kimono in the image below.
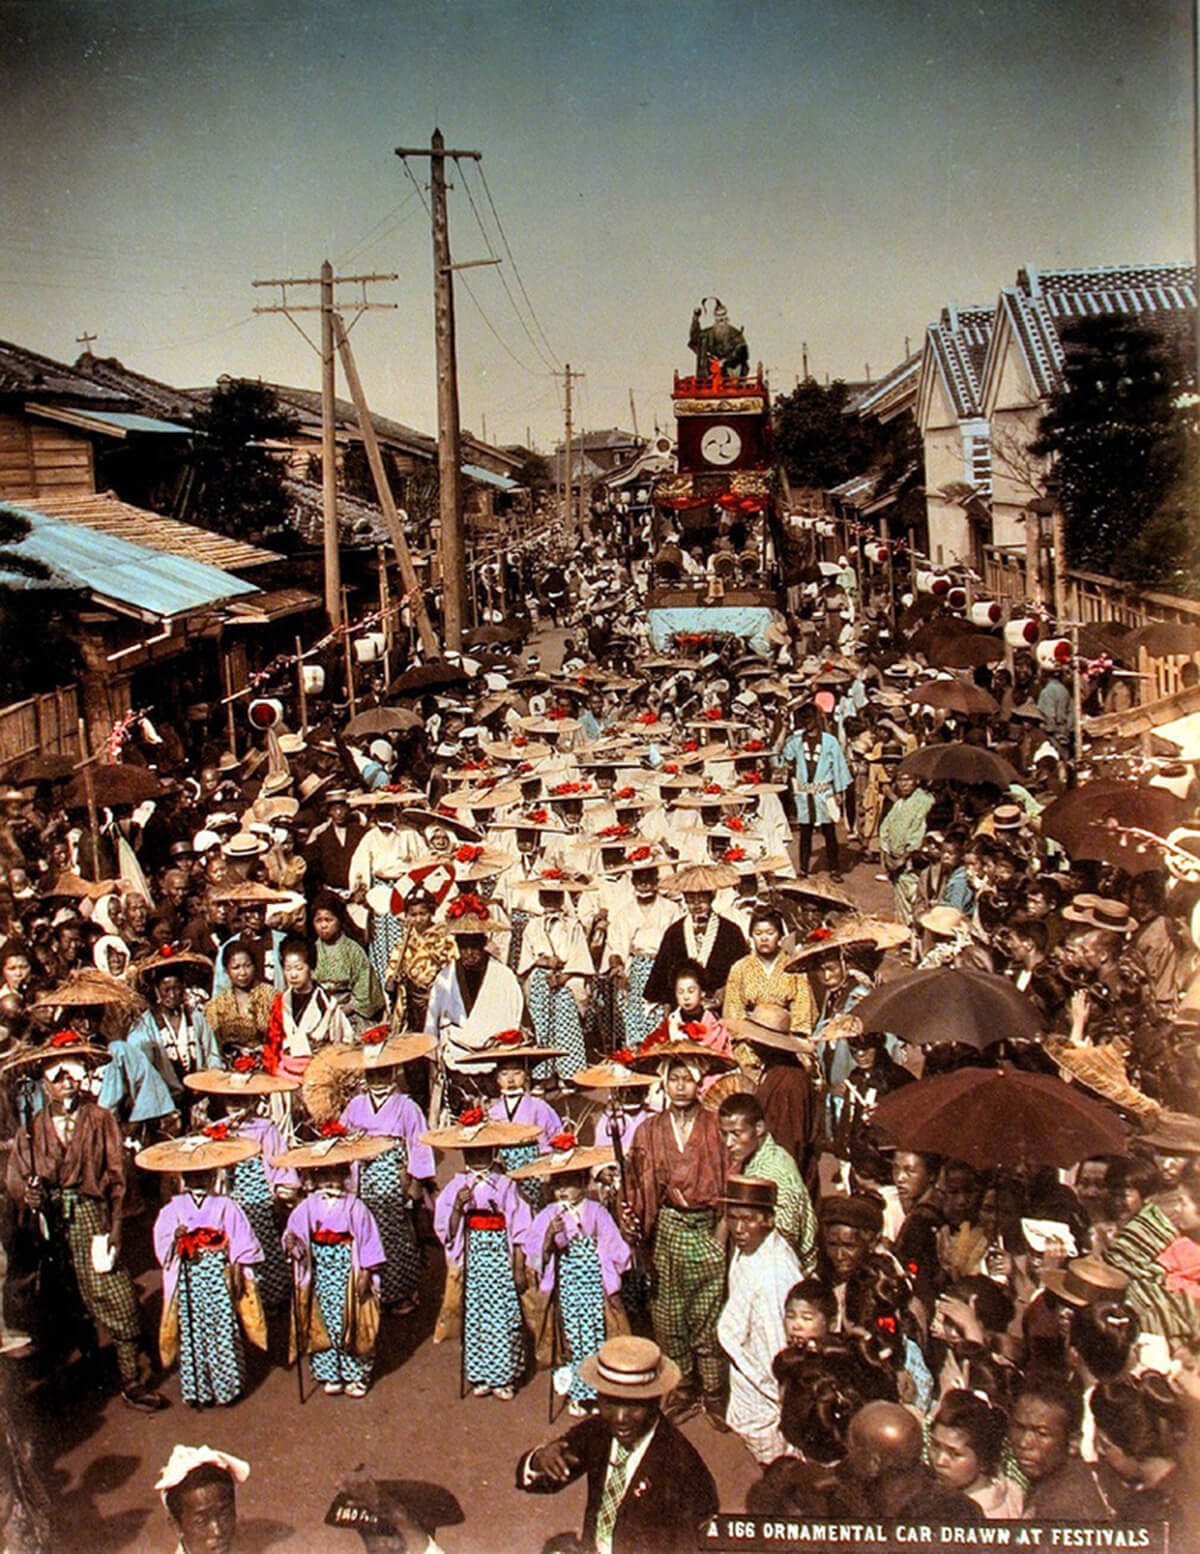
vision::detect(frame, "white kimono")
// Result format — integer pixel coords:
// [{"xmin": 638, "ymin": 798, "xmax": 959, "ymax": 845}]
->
[
  {"xmin": 718, "ymin": 1229, "xmax": 802, "ymax": 1463},
  {"xmin": 424, "ymin": 956, "xmax": 526, "ymax": 1071}
]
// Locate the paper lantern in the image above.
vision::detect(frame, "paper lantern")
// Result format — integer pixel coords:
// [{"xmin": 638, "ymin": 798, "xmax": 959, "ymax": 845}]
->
[
  {"xmin": 947, "ymin": 587, "xmax": 968, "ymax": 611},
  {"xmin": 1004, "ymin": 616, "xmax": 1041, "ymax": 648},
  {"xmin": 970, "ymin": 601, "xmax": 1002, "ymax": 627},
  {"xmin": 301, "ymin": 665, "xmax": 325, "ymax": 695},
  {"xmin": 247, "ymin": 698, "xmax": 283, "ymax": 729},
  {"xmin": 1035, "ymin": 637, "xmax": 1072, "ymax": 669},
  {"xmin": 353, "ymin": 632, "xmax": 386, "ymax": 664},
  {"xmin": 866, "ymin": 542, "xmax": 890, "ymax": 565}
]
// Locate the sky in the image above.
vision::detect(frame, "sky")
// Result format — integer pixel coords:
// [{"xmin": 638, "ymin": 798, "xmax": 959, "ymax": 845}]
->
[{"xmin": 1, "ymin": 0, "xmax": 1194, "ymax": 452}]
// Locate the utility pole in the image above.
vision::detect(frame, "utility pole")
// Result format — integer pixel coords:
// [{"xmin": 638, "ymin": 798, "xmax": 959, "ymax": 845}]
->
[
  {"xmin": 395, "ymin": 130, "xmax": 484, "ymax": 653},
  {"xmin": 252, "ymin": 266, "xmax": 398, "ymax": 629},
  {"xmin": 628, "ymin": 387, "xmax": 639, "ymax": 439},
  {"xmin": 554, "ymin": 364, "xmax": 584, "ymax": 532},
  {"xmin": 802, "ymin": 341, "xmax": 808, "ymax": 380}
]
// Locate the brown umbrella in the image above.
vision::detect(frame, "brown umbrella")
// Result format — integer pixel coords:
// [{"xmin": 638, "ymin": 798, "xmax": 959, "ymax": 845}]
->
[
  {"xmin": 1126, "ymin": 621, "xmax": 1200, "ymax": 658},
  {"xmin": 65, "ymin": 763, "xmax": 164, "ymax": 809},
  {"xmin": 851, "ymin": 966, "xmax": 1043, "ymax": 1049},
  {"xmin": 344, "ymin": 707, "xmax": 424, "ymax": 737},
  {"xmin": 870, "ymin": 1065, "xmax": 1128, "ymax": 1169},
  {"xmin": 1040, "ymin": 781, "xmax": 1186, "ymax": 873},
  {"xmin": 927, "ymin": 633, "xmax": 1004, "ymax": 670},
  {"xmin": 899, "ymin": 743, "xmax": 1019, "ymax": 788},
  {"xmin": 909, "ymin": 679, "xmax": 999, "ymax": 717},
  {"xmin": 7, "ymin": 753, "xmax": 74, "ymax": 784}
]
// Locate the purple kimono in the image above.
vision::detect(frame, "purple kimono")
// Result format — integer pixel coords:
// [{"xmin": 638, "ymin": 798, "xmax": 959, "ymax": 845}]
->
[
  {"xmin": 487, "ymin": 1092, "xmax": 563, "ymax": 1150},
  {"xmin": 234, "ymin": 1113, "xmax": 300, "ymax": 1189},
  {"xmin": 433, "ymin": 1170, "xmax": 532, "ymax": 1265},
  {"xmin": 341, "ymin": 1092, "xmax": 436, "ymax": 1179},
  {"xmin": 283, "ymin": 1190, "xmax": 386, "ymax": 1283},
  {"xmin": 594, "ymin": 1104, "xmax": 654, "ymax": 1156},
  {"xmin": 153, "ymin": 1191, "xmax": 263, "ymax": 1303},
  {"xmin": 525, "ymin": 1196, "xmax": 631, "ymax": 1296}
]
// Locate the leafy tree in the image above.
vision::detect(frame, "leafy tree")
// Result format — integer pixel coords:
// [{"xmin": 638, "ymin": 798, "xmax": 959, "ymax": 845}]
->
[
  {"xmin": 191, "ymin": 379, "xmax": 299, "ymax": 543},
  {"xmin": 513, "ymin": 452, "xmax": 551, "ymax": 495},
  {"xmin": 773, "ymin": 378, "xmax": 876, "ymax": 487},
  {"xmin": 1033, "ymin": 315, "xmax": 1199, "ymax": 591}
]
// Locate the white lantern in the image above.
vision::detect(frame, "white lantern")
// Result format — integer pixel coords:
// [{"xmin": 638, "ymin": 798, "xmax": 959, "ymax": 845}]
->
[
  {"xmin": 1036, "ymin": 637, "xmax": 1072, "ymax": 670},
  {"xmin": 302, "ymin": 665, "xmax": 325, "ymax": 695},
  {"xmin": 353, "ymin": 632, "xmax": 386, "ymax": 664},
  {"xmin": 970, "ymin": 601, "xmax": 1002, "ymax": 627},
  {"xmin": 1004, "ymin": 616, "xmax": 1041, "ymax": 648},
  {"xmin": 247, "ymin": 697, "xmax": 283, "ymax": 730}
]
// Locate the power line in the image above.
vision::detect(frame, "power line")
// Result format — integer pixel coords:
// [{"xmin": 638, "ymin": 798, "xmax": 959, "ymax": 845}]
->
[
  {"xmin": 476, "ymin": 162, "xmax": 561, "ymax": 370},
  {"xmin": 397, "ymin": 158, "xmax": 543, "ymax": 377},
  {"xmin": 335, "ymin": 191, "xmax": 420, "ymax": 269},
  {"xmin": 454, "ymin": 159, "xmax": 558, "ymax": 373}
]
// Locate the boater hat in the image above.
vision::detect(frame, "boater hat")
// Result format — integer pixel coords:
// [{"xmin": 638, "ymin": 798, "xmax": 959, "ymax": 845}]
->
[
  {"xmin": 578, "ymin": 1336, "xmax": 681, "ymax": 1400},
  {"xmin": 1041, "ymin": 1254, "xmax": 1129, "ymax": 1309},
  {"xmin": 1062, "ymin": 895, "xmax": 1134, "ymax": 934},
  {"xmin": 719, "ymin": 1175, "xmax": 778, "ymax": 1211}
]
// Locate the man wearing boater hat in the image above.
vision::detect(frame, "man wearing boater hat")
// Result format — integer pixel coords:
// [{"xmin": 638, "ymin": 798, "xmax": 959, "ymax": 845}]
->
[{"xmin": 515, "ymin": 1334, "xmax": 718, "ymax": 1554}]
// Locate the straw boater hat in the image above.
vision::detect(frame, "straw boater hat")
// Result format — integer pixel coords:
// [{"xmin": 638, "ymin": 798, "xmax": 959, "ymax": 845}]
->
[
  {"xmin": 916, "ymin": 906, "xmax": 970, "ymax": 939},
  {"xmin": 223, "ymin": 830, "xmax": 269, "ymax": 859},
  {"xmin": 350, "ymin": 788, "xmax": 428, "ymax": 810},
  {"xmin": 420, "ymin": 1114, "xmax": 541, "ymax": 1152},
  {"xmin": 136, "ymin": 1132, "xmax": 260, "ymax": 1174},
  {"xmin": 1041, "ymin": 1254, "xmax": 1129, "ymax": 1309},
  {"xmin": 718, "ymin": 1175, "xmax": 778, "ymax": 1211},
  {"xmin": 441, "ymin": 897, "xmax": 504, "ymax": 935},
  {"xmin": 324, "ymin": 1028, "xmax": 437, "ymax": 1074},
  {"xmin": 1062, "ymin": 895, "xmax": 1134, "ymax": 934},
  {"xmin": 272, "ymin": 1132, "xmax": 398, "ymax": 1172},
  {"xmin": 507, "ymin": 1132, "xmax": 614, "ymax": 1179},
  {"xmin": 726, "ymin": 1002, "xmax": 809, "ymax": 1053},
  {"xmin": 577, "ymin": 1335, "xmax": 681, "ymax": 1400},
  {"xmin": 184, "ymin": 1066, "xmax": 301, "ymax": 1097}
]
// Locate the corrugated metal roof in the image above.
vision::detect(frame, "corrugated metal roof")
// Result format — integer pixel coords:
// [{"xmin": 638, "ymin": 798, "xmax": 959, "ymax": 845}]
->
[
  {"xmin": 462, "ymin": 462, "xmax": 519, "ymax": 493},
  {"xmin": 0, "ymin": 503, "xmax": 256, "ymax": 617},
  {"xmin": 23, "ymin": 491, "xmax": 280, "ymax": 573},
  {"xmin": 26, "ymin": 404, "xmax": 192, "ymax": 439}
]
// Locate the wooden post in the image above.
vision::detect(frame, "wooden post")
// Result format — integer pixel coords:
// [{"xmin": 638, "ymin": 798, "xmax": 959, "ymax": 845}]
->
[
  {"xmin": 342, "ymin": 587, "xmax": 358, "ymax": 718},
  {"xmin": 430, "ymin": 129, "xmax": 467, "ymax": 650},
  {"xmin": 333, "ymin": 311, "xmax": 442, "ymax": 658},
  {"xmin": 222, "ymin": 641, "xmax": 238, "ymax": 757},
  {"xmin": 295, "ymin": 635, "xmax": 308, "ymax": 735},
  {"xmin": 77, "ymin": 718, "xmax": 101, "ymax": 883},
  {"xmin": 378, "ymin": 548, "xmax": 392, "ymax": 688},
  {"xmin": 321, "ymin": 259, "xmax": 343, "ymax": 629},
  {"xmin": 1052, "ymin": 504, "xmax": 1067, "ymax": 625}
]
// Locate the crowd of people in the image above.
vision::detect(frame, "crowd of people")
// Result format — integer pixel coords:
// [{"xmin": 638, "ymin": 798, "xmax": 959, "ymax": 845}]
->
[{"xmin": 0, "ymin": 532, "xmax": 1197, "ymax": 1552}]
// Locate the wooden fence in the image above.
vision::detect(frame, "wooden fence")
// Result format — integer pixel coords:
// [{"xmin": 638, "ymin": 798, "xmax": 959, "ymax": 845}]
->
[{"xmin": 0, "ymin": 685, "xmax": 81, "ymax": 771}]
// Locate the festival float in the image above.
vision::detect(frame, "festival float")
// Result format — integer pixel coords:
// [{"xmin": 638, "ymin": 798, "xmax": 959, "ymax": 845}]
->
[{"xmin": 647, "ymin": 297, "xmax": 787, "ymax": 656}]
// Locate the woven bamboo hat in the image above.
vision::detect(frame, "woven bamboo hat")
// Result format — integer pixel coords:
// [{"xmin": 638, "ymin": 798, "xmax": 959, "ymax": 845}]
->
[
  {"xmin": 136, "ymin": 1133, "xmax": 259, "ymax": 1173},
  {"xmin": 786, "ymin": 917, "xmax": 909, "ymax": 969},
  {"xmin": 324, "ymin": 1030, "xmax": 437, "ymax": 1073},
  {"xmin": 442, "ymin": 897, "xmax": 505, "ymax": 935},
  {"xmin": 630, "ymin": 1039, "xmax": 737, "ymax": 1074},
  {"xmin": 184, "ymin": 1066, "xmax": 301, "ymax": 1096},
  {"xmin": 569, "ymin": 1059, "xmax": 657, "ymax": 1090},
  {"xmin": 456, "ymin": 1032, "xmax": 566, "ymax": 1065},
  {"xmin": 272, "ymin": 1132, "xmax": 398, "ymax": 1171},
  {"xmin": 726, "ymin": 1002, "xmax": 808, "ymax": 1053},
  {"xmin": 420, "ymin": 1117, "xmax": 541, "ymax": 1151},
  {"xmin": 507, "ymin": 1136, "xmax": 615, "ymax": 1178}
]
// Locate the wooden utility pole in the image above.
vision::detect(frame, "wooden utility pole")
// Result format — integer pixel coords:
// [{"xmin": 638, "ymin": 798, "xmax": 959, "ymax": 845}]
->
[
  {"xmin": 252, "ymin": 266, "xmax": 398, "ymax": 629},
  {"xmin": 555, "ymin": 363, "xmax": 584, "ymax": 532},
  {"xmin": 628, "ymin": 387, "xmax": 639, "ymax": 439},
  {"xmin": 395, "ymin": 131, "xmax": 485, "ymax": 653},
  {"xmin": 333, "ymin": 311, "xmax": 441, "ymax": 658}
]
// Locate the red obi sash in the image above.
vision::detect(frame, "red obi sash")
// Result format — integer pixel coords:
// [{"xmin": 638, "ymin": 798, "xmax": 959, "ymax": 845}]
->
[
  {"xmin": 312, "ymin": 1227, "xmax": 354, "ymax": 1246},
  {"xmin": 177, "ymin": 1226, "xmax": 228, "ymax": 1262},
  {"xmin": 466, "ymin": 1211, "xmax": 506, "ymax": 1232}
]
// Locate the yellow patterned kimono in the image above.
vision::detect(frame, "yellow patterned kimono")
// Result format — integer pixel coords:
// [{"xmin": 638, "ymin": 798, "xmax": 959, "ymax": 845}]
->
[
  {"xmin": 385, "ymin": 924, "xmax": 457, "ymax": 1030},
  {"xmin": 722, "ymin": 953, "xmax": 815, "ymax": 1072}
]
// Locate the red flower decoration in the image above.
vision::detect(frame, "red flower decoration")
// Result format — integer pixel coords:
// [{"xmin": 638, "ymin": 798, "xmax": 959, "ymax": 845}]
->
[
  {"xmin": 743, "ymin": 770, "xmax": 763, "ymax": 785},
  {"xmin": 743, "ymin": 739, "xmax": 764, "ymax": 753},
  {"xmin": 458, "ymin": 1106, "xmax": 485, "ymax": 1127},
  {"xmin": 159, "ymin": 943, "xmax": 177, "ymax": 958},
  {"xmin": 682, "ymin": 1021, "xmax": 708, "ymax": 1041},
  {"xmin": 727, "ymin": 815, "xmax": 745, "ymax": 832},
  {"xmin": 447, "ymin": 893, "xmax": 490, "ymax": 921},
  {"xmin": 907, "ymin": 1261, "xmax": 919, "ymax": 1277},
  {"xmin": 541, "ymin": 868, "xmax": 565, "ymax": 881},
  {"xmin": 551, "ymin": 781, "xmax": 582, "ymax": 797},
  {"xmin": 703, "ymin": 707, "xmax": 722, "ymax": 721},
  {"xmin": 547, "ymin": 706, "xmax": 570, "ymax": 720},
  {"xmin": 703, "ymin": 783, "xmax": 723, "ymax": 796},
  {"xmin": 516, "ymin": 761, "xmax": 533, "ymax": 774},
  {"xmin": 513, "ymin": 736, "xmax": 528, "ymax": 748},
  {"xmin": 232, "ymin": 1053, "xmax": 259, "ymax": 1073},
  {"xmin": 50, "ymin": 1030, "xmax": 82, "ymax": 1048},
  {"xmin": 319, "ymin": 1120, "xmax": 347, "ymax": 1138},
  {"xmin": 637, "ymin": 713, "xmax": 658, "ymax": 725},
  {"xmin": 610, "ymin": 1048, "xmax": 635, "ymax": 1065},
  {"xmin": 361, "ymin": 1024, "xmax": 389, "ymax": 1044},
  {"xmin": 725, "ymin": 846, "xmax": 746, "ymax": 862},
  {"xmin": 436, "ymin": 805, "xmax": 456, "ymax": 818},
  {"xmin": 614, "ymin": 786, "xmax": 636, "ymax": 801},
  {"xmin": 877, "ymin": 1314, "xmax": 897, "ymax": 1334},
  {"xmin": 203, "ymin": 1122, "xmax": 230, "ymax": 1141},
  {"xmin": 627, "ymin": 846, "xmax": 653, "ymax": 863},
  {"xmin": 663, "ymin": 763, "xmax": 679, "ymax": 775},
  {"xmin": 806, "ymin": 926, "xmax": 834, "ymax": 943},
  {"xmin": 682, "ymin": 740, "xmax": 699, "ymax": 752},
  {"xmin": 598, "ymin": 823, "xmax": 631, "ymax": 839},
  {"xmin": 548, "ymin": 1131, "xmax": 578, "ymax": 1151},
  {"xmin": 526, "ymin": 808, "xmax": 549, "ymax": 823},
  {"xmin": 455, "ymin": 844, "xmax": 484, "ymax": 863},
  {"xmin": 492, "ymin": 1030, "xmax": 523, "ymax": 1046}
]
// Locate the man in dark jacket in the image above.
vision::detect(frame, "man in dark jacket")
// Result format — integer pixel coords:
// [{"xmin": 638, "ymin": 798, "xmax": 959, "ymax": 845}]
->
[
  {"xmin": 516, "ymin": 1336, "xmax": 718, "ymax": 1554},
  {"xmin": 642, "ymin": 890, "xmax": 747, "ymax": 1007},
  {"xmin": 1010, "ymin": 1376, "xmax": 1114, "ymax": 1520}
]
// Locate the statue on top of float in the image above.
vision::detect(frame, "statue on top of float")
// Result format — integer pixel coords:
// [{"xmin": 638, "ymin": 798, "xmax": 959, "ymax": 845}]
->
[{"xmin": 688, "ymin": 296, "xmax": 750, "ymax": 379}]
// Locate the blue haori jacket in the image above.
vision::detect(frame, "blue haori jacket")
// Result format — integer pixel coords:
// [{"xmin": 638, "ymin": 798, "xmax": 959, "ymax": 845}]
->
[{"xmin": 779, "ymin": 731, "xmax": 852, "ymax": 825}]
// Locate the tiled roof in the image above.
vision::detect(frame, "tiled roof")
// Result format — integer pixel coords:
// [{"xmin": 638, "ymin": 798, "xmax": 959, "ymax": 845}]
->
[
  {"xmin": 21, "ymin": 491, "xmax": 281, "ymax": 573},
  {"xmin": 850, "ymin": 354, "xmax": 921, "ymax": 421},
  {"xmin": 0, "ymin": 340, "xmax": 131, "ymax": 404},
  {"xmin": 282, "ymin": 478, "xmax": 392, "ymax": 549},
  {"xmin": 827, "ymin": 473, "xmax": 878, "ymax": 506},
  {"xmin": 926, "ymin": 305, "xmax": 994, "ymax": 419},
  {"xmin": 259, "ymin": 384, "xmax": 437, "ymax": 458},
  {"xmin": 70, "ymin": 354, "xmax": 203, "ymax": 421}
]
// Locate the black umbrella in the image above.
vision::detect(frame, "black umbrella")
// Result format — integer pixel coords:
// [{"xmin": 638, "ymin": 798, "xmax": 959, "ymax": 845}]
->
[
  {"xmin": 65, "ymin": 763, "xmax": 165, "ymax": 809},
  {"xmin": 7, "ymin": 753, "xmax": 75, "ymax": 784},
  {"xmin": 462, "ymin": 623, "xmax": 526, "ymax": 647},
  {"xmin": 851, "ymin": 966, "xmax": 1043, "ymax": 1050},
  {"xmin": 344, "ymin": 707, "xmax": 424, "ymax": 737},
  {"xmin": 899, "ymin": 742, "xmax": 1019, "ymax": 788},
  {"xmin": 388, "ymin": 661, "xmax": 470, "ymax": 698}
]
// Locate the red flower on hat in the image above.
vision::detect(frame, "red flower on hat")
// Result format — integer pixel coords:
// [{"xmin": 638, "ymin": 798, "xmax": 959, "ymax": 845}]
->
[
  {"xmin": 463, "ymin": 759, "xmax": 488, "ymax": 773},
  {"xmin": 527, "ymin": 808, "xmax": 549, "ymax": 823},
  {"xmin": 615, "ymin": 786, "xmax": 636, "ymax": 800},
  {"xmin": 575, "ymin": 675, "xmax": 588, "ymax": 687},
  {"xmin": 682, "ymin": 741, "xmax": 699, "ymax": 753},
  {"xmin": 549, "ymin": 1131, "xmax": 577, "ymax": 1151},
  {"xmin": 551, "ymin": 781, "xmax": 582, "ymax": 796},
  {"xmin": 806, "ymin": 926, "xmax": 834, "ymax": 943},
  {"xmin": 436, "ymin": 805, "xmax": 455, "ymax": 818},
  {"xmin": 455, "ymin": 844, "xmax": 484, "ymax": 863},
  {"xmin": 663, "ymin": 763, "xmax": 679, "ymax": 775},
  {"xmin": 232, "ymin": 1053, "xmax": 259, "ymax": 1073},
  {"xmin": 725, "ymin": 846, "xmax": 746, "ymax": 862},
  {"xmin": 159, "ymin": 943, "xmax": 177, "ymax": 958},
  {"xmin": 547, "ymin": 706, "xmax": 570, "ymax": 720},
  {"xmin": 50, "ymin": 1030, "xmax": 81, "ymax": 1048},
  {"xmin": 907, "ymin": 1261, "xmax": 919, "ymax": 1277},
  {"xmin": 877, "ymin": 1314, "xmax": 897, "ymax": 1334},
  {"xmin": 516, "ymin": 761, "xmax": 533, "ymax": 774},
  {"xmin": 682, "ymin": 1021, "xmax": 708, "ymax": 1041},
  {"xmin": 641, "ymin": 1026, "xmax": 667, "ymax": 1050},
  {"xmin": 727, "ymin": 815, "xmax": 745, "ymax": 832},
  {"xmin": 492, "ymin": 1030, "xmax": 523, "ymax": 1046},
  {"xmin": 610, "ymin": 1048, "xmax": 635, "ymax": 1065},
  {"xmin": 703, "ymin": 783, "xmax": 723, "ymax": 796},
  {"xmin": 703, "ymin": 707, "xmax": 722, "ymax": 721},
  {"xmin": 319, "ymin": 1120, "xmax": 347, "ymax": 1138},
  {"xmin": 203, "ymin": 1122, "xmax": 230, "ymax": 1141},
  {"xmin": 458, "ymin": 1106, "xmax": 485, "ymax": 1127},
  {"xmin": 636, "ymin": 713, "xmax": 658, "ymax": 725},
  {"xmin": 541, "ymin": 867, "xmax": 565, "ymax": 881},
  {"xmin": 743, "ymin": 770, "xmax": 762, "ymax": 785},
  {"xmin": 361, "ymin": 1024, "xmax": 389, "ymax": 1044},
  {"xmin": 627, "ymin": 846, "xmax": 653, "ymax": 863},
  {"xmin": 598, "ymin": 823, "xmax": 631, "ymax": 839},
  {"xmin": 447, "ymin": 893, "xmax": 489, "ymax": 920},
  {"xmin": 513, "ymin": 736, "xmax": 528, "ymax": 748},
  {"xmin": 743, "ymin": 738, "xmax": 764, "ymax": 752}
]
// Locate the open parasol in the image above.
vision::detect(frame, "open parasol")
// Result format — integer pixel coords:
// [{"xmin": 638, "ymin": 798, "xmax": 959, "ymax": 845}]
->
[
  {"xmin": 899, "ymin": 743, "xmax": 1019, "ymax": 788},
  {"xmin": 65, "ymin": 763, "xmax": 164, "ymax": 809},
  {"xmin": 1125, "ymin": 621, "xmax": 1200, "ymax": 659},
  {"xmin": 344, "ymin": 706, "xmax": 424, "ymax": 737},
  {"xmin": 926, "ymin": 633, "xmax": 1004, "ymax": 670},
  {"xmin": 850, "ymin": 966, "xmax": 1043, "ymax": 1050},
  {"xmin": 7, "ymin": 753, "xmax": 74, "ymax": 784},
  {"xmin": 909, "ymin": 679, "xmax": 999, "ymax": 717},
  {"xmin": 870, "ymin": 1065, "xmax": 1128, "ymax": 1169},
  {"xmin": 462, "ymin": 622, "xmax": 527, "ymax": 647},
  {"xmin": 1039, "ymin": 781, "xmax": 1186, "ymax": 873},
  {"xmin": 389, "ymin": 661, "xmax": 471, "ymax": 698}
]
